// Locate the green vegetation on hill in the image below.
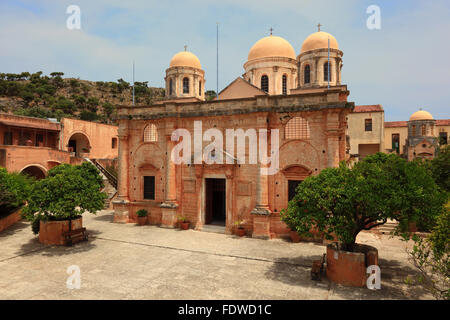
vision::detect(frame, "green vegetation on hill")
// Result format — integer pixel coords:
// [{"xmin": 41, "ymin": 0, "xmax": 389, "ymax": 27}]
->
[{"xmin": 0, "ymin": 72, "xmax": 165, "ymax": 124}]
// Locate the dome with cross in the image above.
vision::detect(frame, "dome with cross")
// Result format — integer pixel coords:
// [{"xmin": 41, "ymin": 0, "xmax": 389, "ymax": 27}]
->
[
  {"xmin": 247, "ymin": 35, "xmax": 296, "ymax": 62},
  {"xmin": 169, "ymin": 48, "xmax": 202, "ymax": 69},
  {"xmin": 301, "ymin": 25, "xmax": 339, "ymax": 54}
]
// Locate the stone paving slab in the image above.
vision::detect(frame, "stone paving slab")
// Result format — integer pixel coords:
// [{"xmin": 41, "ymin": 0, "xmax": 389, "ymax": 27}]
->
[{"xmin": 0, "ymin": 210, "xmax": 434, "ymax": 300}]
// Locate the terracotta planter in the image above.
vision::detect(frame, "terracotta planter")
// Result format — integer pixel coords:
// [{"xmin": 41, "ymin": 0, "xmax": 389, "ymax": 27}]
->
[
  {"xmin": 408, "ymin": 222, "xmax": 417, "ymax": 233},
  {"xmin": 236, "ymin": 228, "xmax": 246, "ymax": 237},
  {"xmin": 0, "ymin": 208, "xmax": 22, "ymax": 233},
  {"xmin": 290, "ymin": 231, "xmax": 300, "ymax": 243},
  {"xmin": 39, "ymin": 217, "xmax": 83, "ymax": 246},
  {"xmin": 180, "ymin": 222, "xmax": 190, "ymax": 230},
  {"xmin": 326, "ymin": 243, "xmax": 378, "ymax": 287},
  {"xmin": 137, "ymin": 216, "xmax": 147, "ymax": 226}
]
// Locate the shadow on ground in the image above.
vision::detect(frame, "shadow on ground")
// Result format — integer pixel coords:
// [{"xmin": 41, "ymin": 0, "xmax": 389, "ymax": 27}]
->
[
  {"xmin": 14, "ymin": 228, "xmax": 103, "ymax": 258},
  {"xmin": 264, "ymin": 254, "xmax": 433, "ymax": 300},
  {"xmin": 92, "ymin": 212, "xmax": 114, "ymax": 222},
  {"xmin": 0, "ymin": 221, "xmax": 29, "ymax": 238}
]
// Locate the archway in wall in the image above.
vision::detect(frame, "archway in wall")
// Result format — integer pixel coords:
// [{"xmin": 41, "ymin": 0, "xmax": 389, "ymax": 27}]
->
[
  {"xmin": 47, "ymin": 161, "xmax": 61, "ymax": 170},
  {"xmin": 68, "ymin": 133, "xmax": 90, "ymax": 155},
  {"xmin": 21, "ymin": 165, "xmax": 46, "ymax": 180}
]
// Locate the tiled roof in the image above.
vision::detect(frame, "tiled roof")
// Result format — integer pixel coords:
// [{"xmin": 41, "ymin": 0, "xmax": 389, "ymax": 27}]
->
[
  {"xmin": 385, "ymin": 121, "xmax": 407, "ymax": 128},
  {"xmin": 436, "ymin": 119, "xmax": 450, "ymax": 126},
  {"xmin": 353, "ymin": 105, "xmax": 383, "ymax": 113},
  {"xmin": 384, "ymin": 119, "xmax": 450, "ymax": 127}
]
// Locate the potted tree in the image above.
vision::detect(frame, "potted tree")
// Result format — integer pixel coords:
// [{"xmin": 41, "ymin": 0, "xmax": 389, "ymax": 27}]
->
[
  {"xmin": 177, "ymin": 215, "xmax": 190, "ymax": 230},
  {"xmin": 136, "ymin": 209, "xmax": 148, "ymax": 226},
  {"xmin": 22, "ymin": 162, "xmax": 107, "ymax": 245},
  {"xmin": 281, "ymin": 153, "xmax": 446, "ymax": 287},
  {"xmin": 234, "ymin": 219, "xmax": 246, "ymax": 237}
]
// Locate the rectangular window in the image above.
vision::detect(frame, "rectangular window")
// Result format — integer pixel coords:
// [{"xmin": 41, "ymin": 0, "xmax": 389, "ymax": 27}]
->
[
  {"xmin": 35, "ymin": 133, "xmax": 44, "ymax": 147},
  {"xmin": 112, "ymin": 138, "xmax": 117, "ymax": 149},
  {"xmin": 143, "ymin": 176, "xmax": 155, "ymax": 200},
  {"xmin": 288, "ymin": 180, "xmax": 302, "ymax": 202},
  {"xmin": 439, "ymin": 132, "xmax": 448, "ymax": 145},
  {"xmin": 365, "ymin": 119, "xmax": 373, "ymax": 132},
  {"xmin": 392, "ymin": 134, "xmax": 400, "ymax": 153},
  {"xmin": 3, "ymin": 132, "xmax": 12, "ymax": 145},
  {"xmin": 421, "ymin": 125, "xmax": 426, "ymax": 136}
]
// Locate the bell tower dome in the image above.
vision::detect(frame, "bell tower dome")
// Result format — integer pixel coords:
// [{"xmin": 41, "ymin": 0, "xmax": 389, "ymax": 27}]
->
[
  {"xmin": 298, "ymin": 26, "xmax": 343, "ymax": 88},
  {"xmin": 165, "ymin": 48, "xmax": 205, "ymax": 100}
]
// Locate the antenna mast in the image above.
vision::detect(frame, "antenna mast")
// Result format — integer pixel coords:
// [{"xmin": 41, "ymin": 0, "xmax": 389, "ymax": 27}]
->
[
  {"xmin": 132, "ymin": 60, "xmax": 135, "ymax": 106},
  {"xmin": 216, "ymin": 22, "xmax": 219, "ymax": 99}
]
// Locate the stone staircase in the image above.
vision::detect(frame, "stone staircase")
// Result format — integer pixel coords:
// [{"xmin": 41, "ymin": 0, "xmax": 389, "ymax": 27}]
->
[
  {"xmin": 376, "ymin": 219, "xmax": 399, "ymax": 235},
  {"xmin": 84, "ymin": 158, "xmax": 117, "ymax": 209}
]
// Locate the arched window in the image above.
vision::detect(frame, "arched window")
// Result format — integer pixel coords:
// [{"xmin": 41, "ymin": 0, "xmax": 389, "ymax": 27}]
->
[
  {"xmin": 169, "ymin": 79, "xmax": 173, "ymax": 95},
  {"xmin": 421, "ymin": 125, "xmax": 426, "ymax": 136},
  {"xmin": 304, "ymin": 65, "xmax": 311, "ymax": 84},
  {"xmin": 261, "ymin": 75, "xmax": 269, "ymax": 93},
  {"xmin": 412, "ymin": 125, "xmax": 416, "ymax": 136},
  {"xmin": 324, "ymin": 62, "xmax": 331, "ymax": 82},
  {"xmin": 282, "ymin": 75, "xmax": 287, "ymax": 95},
  {"xmin": 199, "ymin": 80, "xmax": 202, "ymax": 96},
  {"xmin": 285, "ymin": 117, "xmax": 310, "ymax": 140},
  {"xmin": 183, "ymin": 77, "xmax": 189, "ymax": 94},
  {"xmin": 144, "ymin": 124, "xmax": 158, "ymax": 142}
]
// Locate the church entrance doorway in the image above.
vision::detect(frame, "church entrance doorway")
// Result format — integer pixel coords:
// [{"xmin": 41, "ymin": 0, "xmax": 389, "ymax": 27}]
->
[{"xmin": 205, "ymin": 178, "xmax": 226, "ymax": 226}]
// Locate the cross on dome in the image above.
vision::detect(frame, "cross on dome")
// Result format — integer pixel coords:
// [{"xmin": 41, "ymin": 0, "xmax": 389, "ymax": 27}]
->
[
  {"xmin": 269, "ymin": 27, "xmax": 273, "ymax": 36},
  {"xmin": 317, "ymin": 23, "xmax": 322, "ymax": 32}
]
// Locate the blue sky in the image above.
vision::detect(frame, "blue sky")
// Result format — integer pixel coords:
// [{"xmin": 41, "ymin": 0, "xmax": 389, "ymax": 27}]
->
[{"xmin": 0, "ymin": 0, "xmax": 449, "ymax": 121}]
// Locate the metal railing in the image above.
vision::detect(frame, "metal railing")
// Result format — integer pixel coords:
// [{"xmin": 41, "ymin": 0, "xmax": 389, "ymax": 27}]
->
[{"xmin": 91, "ymin": 159, "xmax": 117, "ymax": 190}]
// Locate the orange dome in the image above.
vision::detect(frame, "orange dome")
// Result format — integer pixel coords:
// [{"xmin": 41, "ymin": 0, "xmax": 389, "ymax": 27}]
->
[
  {"xmin": 169, "ymin": 51, "xmax": 202, "ymax": 69},
  {"xmin": 301, "ymin": 31, "xmax": 339, "ymax": 53},
  {"xmin": 410, "ymin": 110, "xmax": 434, "ymax": 121},
  {"xmin": 248, "ymin": 35, "xmax": 296, "ymax": 61}
]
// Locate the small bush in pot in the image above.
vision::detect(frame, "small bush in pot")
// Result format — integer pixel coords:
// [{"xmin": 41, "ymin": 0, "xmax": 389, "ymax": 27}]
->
[
  {"xmin": 177, "ymin": 215, "xmax": 190, "ymax": 230},
  {"xmin": 136, "ymin": 209, "xmax": 148, "ymax": 226},
  {"xmin": 234, "ymin": 219, "xmax": 246, "ymax": 237}
]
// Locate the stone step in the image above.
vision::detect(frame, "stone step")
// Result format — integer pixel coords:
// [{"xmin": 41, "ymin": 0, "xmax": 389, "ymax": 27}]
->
[
  {"xmin": 377, "ymin": 222, "xmax": 399, "ymax": 234},
  {"xmin": 201, "ymin": 224, "xmax": 226, "ymax": 234}
]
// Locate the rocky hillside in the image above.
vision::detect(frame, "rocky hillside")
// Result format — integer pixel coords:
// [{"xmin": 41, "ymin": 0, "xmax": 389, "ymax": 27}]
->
[{"xmin": 0, "ymin": 72, "xmax": 165, "ymax": 124}]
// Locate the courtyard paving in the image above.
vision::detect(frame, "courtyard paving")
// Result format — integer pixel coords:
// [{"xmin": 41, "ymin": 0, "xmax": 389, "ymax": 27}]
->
[{"xmin": 0, "ymin": 210, "xmax": 433, "ymax": 300}]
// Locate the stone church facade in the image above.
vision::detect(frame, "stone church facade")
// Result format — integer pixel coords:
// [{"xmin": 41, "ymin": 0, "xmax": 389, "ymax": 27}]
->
[{"xmin": 113, "ymin": 29, "xmax": 354, "ymax": 239}]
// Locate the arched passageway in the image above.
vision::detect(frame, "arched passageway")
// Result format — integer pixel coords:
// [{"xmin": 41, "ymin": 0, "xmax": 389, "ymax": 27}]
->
[
  {"xmin": 68, "ymin": 133, "xmax": 90, "ymax": 155},
  {"xmin": 21, "ymin": 166, "xmax": 46, "ymax": 180}
]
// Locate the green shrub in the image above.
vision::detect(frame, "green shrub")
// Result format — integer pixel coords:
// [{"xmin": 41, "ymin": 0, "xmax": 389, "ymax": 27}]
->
[
  {"xmin": 0, "ymin": 168, "xmax": 34, "ymax": 217},
  {"xmin": 136, "ymin": 209, "xmax": 148, "ymax": 217},
  {"xmin": 280, "ymin": 153, "xmax": 447, "ymax": 252},
  {"xmin": 22, "ymin": 163, "xmax": 107, "ymax": 232}
]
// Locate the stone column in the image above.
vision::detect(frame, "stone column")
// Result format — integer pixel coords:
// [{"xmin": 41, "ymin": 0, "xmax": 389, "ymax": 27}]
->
[
  {"xmin": 194, "ymin": 165, "xmax": 203, "ymax": 230},
  {"xmin": 160, "ymin": 134, "xmax": 178, "ymax": 228},
  {"xmin": 335, "ymin": 57, "xmax": 341, "ymax": 85},
  {"xmin": 313, "ymin": 56, "xmax": 320, "ymax": 87},
  {"xmin": 327, "ymin": 133, "xmax": 340, "ymax": 168},
  {"xmin": 251, "ymin": 164, "xmax": 271, "ymax": 239},
  {"xmin": 225, "ymin": 167, "xmax": 235, "ymax": 235},
  {"xmin": 251, "ymin": 120, "xmax": 272, "ymax": 239},
  {"xmin": 113, "ymin": 121, "xmax": 130, "ymax": 223}
]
